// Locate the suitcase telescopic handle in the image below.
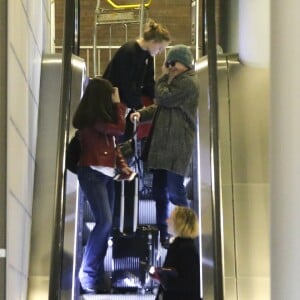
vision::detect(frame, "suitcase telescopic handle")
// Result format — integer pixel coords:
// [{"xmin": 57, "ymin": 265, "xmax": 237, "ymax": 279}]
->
[
  {"xmin": 119, "ymin": 181, "xmax": 125, "ymax": 233},
  {"xmin": 132, "ymin": 115, "xmax": 138, "ymax": 232},
  {"xmin": 133, "ymin": 116, "xmax": 138, "ymax": 158}
]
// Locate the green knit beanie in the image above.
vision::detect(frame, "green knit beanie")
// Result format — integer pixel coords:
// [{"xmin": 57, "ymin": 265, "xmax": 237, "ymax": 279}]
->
[{"xmin": 166, "ymin": 44, "xmax": 194, "ymax": 69}]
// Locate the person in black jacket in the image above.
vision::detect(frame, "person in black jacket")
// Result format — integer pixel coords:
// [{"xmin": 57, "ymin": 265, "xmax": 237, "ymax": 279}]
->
[
  {"xmin": 150, "ymin": 206, "xmax": 201, "ymax": 300},
  {"xmin": 103, "ymin": 19, "xmax": 171, "ymax": 110},
  {"xmin": 130, "ymin": 45, "xmax": 199, "ymax": 248}
]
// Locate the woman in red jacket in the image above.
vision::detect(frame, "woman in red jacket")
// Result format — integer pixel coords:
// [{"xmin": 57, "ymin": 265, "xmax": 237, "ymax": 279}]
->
[{"xmin": 73, "ymin": 78, "xmax": 132, "ymax": 294}]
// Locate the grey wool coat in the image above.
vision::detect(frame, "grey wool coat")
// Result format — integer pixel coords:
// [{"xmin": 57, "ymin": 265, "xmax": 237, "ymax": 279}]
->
[{"xmin": 138, "ymin": 69, "xmax": 199, "ymax": 176}]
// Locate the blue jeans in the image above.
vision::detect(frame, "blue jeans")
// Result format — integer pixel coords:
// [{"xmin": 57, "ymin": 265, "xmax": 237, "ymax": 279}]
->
[
  {"xmin": 77, "ymin": 167, "xmax": 115, "ymax": 289},
  {"xmin": 152, "ymin": 169, "xmax": 188, "ymax": 240}
]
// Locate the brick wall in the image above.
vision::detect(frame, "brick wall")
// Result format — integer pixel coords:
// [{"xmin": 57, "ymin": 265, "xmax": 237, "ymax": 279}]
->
[{"xmin": 55, "ymin": 0, "xmax": 204, "ymax": 77}]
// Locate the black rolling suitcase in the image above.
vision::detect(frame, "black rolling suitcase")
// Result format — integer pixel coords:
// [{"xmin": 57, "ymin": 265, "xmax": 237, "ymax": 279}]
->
[
  {"xmin": 113, "ymin": 175, "xmax": 139, "ymax": 233},
  {"xmin": 113, "ymin": 116, "xmax": 139, "ymax": 233},
  {"xmin": 112, "ymin": 118, "xmax": 159, "ymax": 292},
  {"xmin": 112, "ymin": 225, "xmax": 159, "ymax": 291}
]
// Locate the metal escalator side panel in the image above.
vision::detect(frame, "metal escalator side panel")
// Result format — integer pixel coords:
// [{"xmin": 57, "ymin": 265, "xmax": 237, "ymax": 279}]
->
[{"xmin": 27, "ymin": 54, "xmax": 85, "ymax": 300}]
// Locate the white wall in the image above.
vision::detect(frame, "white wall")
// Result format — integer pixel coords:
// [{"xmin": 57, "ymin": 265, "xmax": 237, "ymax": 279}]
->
[
  {"xmin": 7, "ymin": 0, "xmax": 52, "ymax": 299},
  {"xmin": 226, "ymin": 66, "xmax": 270, "ymax": 300},
  {"xmin": 235, "ymin": 0, "xmax": 270, "ymax": 298},
  {"xmin": 239, "ymin": 0, "xmax": 270, "ymax": 68},
  {"xmin": 222, "ymin": 0, "xmax": 271, "ymax": 299},
  {"xmin": 270, "ymin": 1, "xmax": 300, "ymax": 299}
]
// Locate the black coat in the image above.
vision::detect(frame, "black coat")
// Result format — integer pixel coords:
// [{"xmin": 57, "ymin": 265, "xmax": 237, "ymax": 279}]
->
[
  {"xmin": 156, "ymin": 237, "xmax": 201, "ymax": 300},
  {"xmin": 103, "ymin": 41, "xmax": 155, "ymax": 109}
]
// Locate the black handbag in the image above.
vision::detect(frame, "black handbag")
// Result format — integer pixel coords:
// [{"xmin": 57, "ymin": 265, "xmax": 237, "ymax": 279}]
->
[
  {"xmin": 66, "ymin": 131, "xmax": 80, "ymax": 174},
  {"xmin": 118, "ymin": 138, "xmax": 135, "ymax": 160}
]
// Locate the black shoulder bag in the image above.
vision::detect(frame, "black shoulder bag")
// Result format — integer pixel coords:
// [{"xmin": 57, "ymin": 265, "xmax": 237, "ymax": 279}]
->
[{"xmin": 66, "ymin": 131, "xmax": 80, "ymax": 174}]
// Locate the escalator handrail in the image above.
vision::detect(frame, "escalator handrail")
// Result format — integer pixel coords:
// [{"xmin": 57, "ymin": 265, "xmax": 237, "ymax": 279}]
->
[{"xmin": 48, "ymin": 0, "xmax": 78, "ymax": 298}]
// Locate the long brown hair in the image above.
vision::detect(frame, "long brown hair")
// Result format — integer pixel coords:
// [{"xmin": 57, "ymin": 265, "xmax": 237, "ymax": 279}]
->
[
  {"xmin": 73, "ymin": 78, "xmax": 117, "ymax": 129},
  {"xmin": 143, "ymin": 19, "xmax": 171, "ymax": 43}
]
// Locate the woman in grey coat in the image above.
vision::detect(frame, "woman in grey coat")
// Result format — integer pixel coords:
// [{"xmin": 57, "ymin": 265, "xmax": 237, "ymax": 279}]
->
[{"xmin": 130, "ymin": 45, "xmax": 199, "ymax": 247}]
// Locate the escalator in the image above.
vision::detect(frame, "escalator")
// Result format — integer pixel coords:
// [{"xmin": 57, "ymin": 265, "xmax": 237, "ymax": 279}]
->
[{"xmin": 27, "ymin": 0, "xmax": 236, "ymax": 299}]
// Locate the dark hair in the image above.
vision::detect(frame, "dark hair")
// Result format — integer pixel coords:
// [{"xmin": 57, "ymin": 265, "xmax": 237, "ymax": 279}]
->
[
  {"xmin": 73, "ymin": 78, "xmax": 117, "ymax": 129},
  {"xmin": 143, "ymin": 19, "xmax": 171, "ymax": 43}
]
